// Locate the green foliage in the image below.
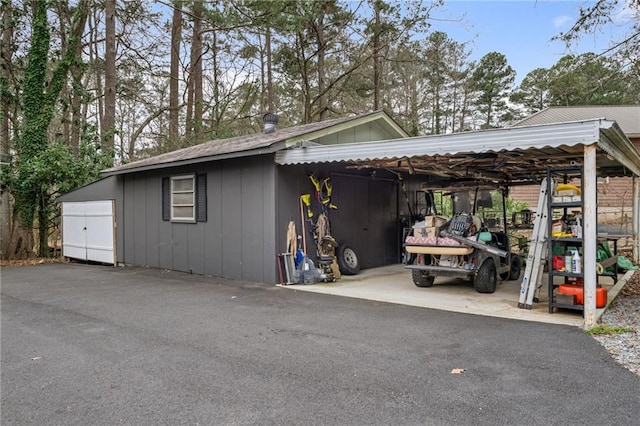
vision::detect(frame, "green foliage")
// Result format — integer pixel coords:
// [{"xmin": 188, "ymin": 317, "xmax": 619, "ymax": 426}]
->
[
  {"xmin": 512, "ymin": 53, "xmax": 638, "ymax": 111},
  {"xmin": 505, "ymin": 197, "xmax": 529, "ymax": 223},
  {"xmin": 471, "ymin": 52, "xmax": 516, "ymax": 128},
  {"xmin": 585, "ymin": 325, "xmax": 634, "ymax": 336},
  {"xmin": 433, "ymin": 192, "xmax": 453, "ymax": 217},
  {"xmin": 9, "ymin": 0, "xmax": 89, "ymax": 258},
  {"xmin": 510, "ymin": 68, "xmax": 551, "ymax": 114},
  {"xmin": 6, "ymin": 129, "xmax": 112, "ymax": 200},
  {"xmin": 14, "ymin": 0, "xmax": 51, "ymax": 227},
  {"xmin": 547, "ymin": 53, "xmax": 631, "ymax": 106}
]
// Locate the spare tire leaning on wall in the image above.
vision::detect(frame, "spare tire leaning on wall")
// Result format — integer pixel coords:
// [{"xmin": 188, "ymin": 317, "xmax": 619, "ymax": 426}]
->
[{"xmin": 337, "ymin": 243, "xmax": 360, "ymax": 275}]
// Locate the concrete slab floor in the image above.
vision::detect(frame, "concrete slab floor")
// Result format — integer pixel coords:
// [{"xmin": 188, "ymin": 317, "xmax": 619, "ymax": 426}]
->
[{"xmin": 281, "ymin": 264, "xmax": 627, "ymax": 328}]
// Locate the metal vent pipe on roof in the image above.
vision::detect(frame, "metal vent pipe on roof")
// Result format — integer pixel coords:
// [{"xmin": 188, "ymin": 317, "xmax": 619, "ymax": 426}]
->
[{"xmin": 263, "ymin": 113, "xmax": 279, "ymax": 133}]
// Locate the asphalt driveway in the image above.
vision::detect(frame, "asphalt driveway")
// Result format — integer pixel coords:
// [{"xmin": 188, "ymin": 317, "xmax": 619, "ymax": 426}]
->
[{"xmin": 2, "ymin": 263, "xmax": 639, "ymax": 425}]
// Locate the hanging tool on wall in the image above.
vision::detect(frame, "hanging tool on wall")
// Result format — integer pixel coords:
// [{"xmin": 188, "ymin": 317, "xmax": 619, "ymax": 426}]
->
[
  {"xmin": 300, "ymin": 193, "xmax": 314, "ymax": 219},
  {"xmin": 309, "ymin": 174, "xmax": 337, "ymax": 211},
  {"xmin": 299, "ymin": 195, "xmax": 310, "ymax": 255}
]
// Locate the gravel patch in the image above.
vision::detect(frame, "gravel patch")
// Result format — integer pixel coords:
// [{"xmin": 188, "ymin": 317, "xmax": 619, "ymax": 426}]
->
[{"xmin": 591, "ymin": 270, "xmax": 640, "ymax": 376}]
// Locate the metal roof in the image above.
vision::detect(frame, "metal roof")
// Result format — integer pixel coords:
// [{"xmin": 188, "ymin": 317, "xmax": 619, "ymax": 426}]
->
[
  {"xmin": 275, "ymin": 119, "xmax": 640, "ymax": 185},
  {"xmin": 513, "ymin": 105, "xmax": 640, "ymax": 137},
  {"xmin": 102, "ymin": 111, "xmax": 407, "ymax": 176}
]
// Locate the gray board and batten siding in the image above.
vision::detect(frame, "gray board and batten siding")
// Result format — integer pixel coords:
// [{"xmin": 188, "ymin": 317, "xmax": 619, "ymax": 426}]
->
[
  {"xmin": 276, "ymin": 164, "xmax": 401, "ymax": 271},
  {"xmin": 120, "ymin": 155, "xmax": 278, "ymax": 283}
]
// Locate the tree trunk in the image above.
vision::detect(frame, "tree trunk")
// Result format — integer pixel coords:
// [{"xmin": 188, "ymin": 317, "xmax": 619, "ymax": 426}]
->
[
  {"xmin": 68, "ymin": 73, "xmax": 83, "ymax": 157},
  {"xmin": 373, "ymin": 2, "xmax": 381, "ymax": 111},
  {"xmin": 57, "ymin": 1, "xmax": 70, "ymax": 146},
  {"xmin": 8, "ymin": 216, "xmax": 32, "ymax": 260},
  {"xmin": 91, "ymin": 7, "xmax": 105, "ymax": 142},
  {"xmin": 211, "ymin": 31, "xmax": 222, "ymax": 135},
  {"xmin": 0, "ymin": 0, "xmax": 12, "ymax": 259},
  {"xmin": 169, "ymin": 0, "xmax": 182, "ymax": 143},
  {"xmin": 316, "ymin": 10, "xmax": 326, "ymax": 121},
  {"xmin": 192, "ymin": 2, "xmax": 203, "ymax": 142},
  {"xmin": 265, "ymin": 26, "xmax": 273, "ymax": 113},
  {"xmin": 103, "ymin": 0, "xmax": 116, "ymax": 156},
  {"xmin": 185, "ymin": 5, "xmax": 197, "ymax": 140},
  {"xmin": 37, "ymin": 191, "xmax": 49, "ymax": 257},
  {"xmin": 297, "ymin": 31, "xmax": 312, "ymax": 123}
]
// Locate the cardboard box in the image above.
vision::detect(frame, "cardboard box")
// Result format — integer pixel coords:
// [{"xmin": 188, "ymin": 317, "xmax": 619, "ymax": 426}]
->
[
  {"xmin": 424, "ymin": 215, "xmax": 448, "ymax": 228},
  {"xmin": 423, "ymin": 216, "xmax": 436, "ymax": 227},
  {"xmin": 555, "ymin": 293, "xmax": 575, "ymax": 306}
]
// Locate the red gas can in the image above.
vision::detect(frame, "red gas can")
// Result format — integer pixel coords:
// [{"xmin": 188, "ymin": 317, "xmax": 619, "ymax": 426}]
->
[{"xmin": 552, "ymin": 255, "xmax": 565, "ymax": 270}]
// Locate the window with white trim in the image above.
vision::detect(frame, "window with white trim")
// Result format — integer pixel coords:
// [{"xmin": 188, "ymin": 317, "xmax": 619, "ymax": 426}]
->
[
  {"xmin": 171, "ymin": 175, "xmax": 195, "ymax": 221},
  {"xmin": 162, "ymin": 174, "xmax": 207, "ymax": 223}
]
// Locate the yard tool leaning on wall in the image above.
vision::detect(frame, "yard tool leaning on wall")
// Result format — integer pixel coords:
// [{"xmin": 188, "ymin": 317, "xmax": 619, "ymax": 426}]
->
[
  {"xmin": 286, "ymin": 220, "xmax": 297, "ymax": 255},
  {"xmin": 314, "ymin": 212, "xmax": 341, "ymax": 280},
  {"xmin": 290, "ymin": 175, "xmax": 342, "ymax": 282}
]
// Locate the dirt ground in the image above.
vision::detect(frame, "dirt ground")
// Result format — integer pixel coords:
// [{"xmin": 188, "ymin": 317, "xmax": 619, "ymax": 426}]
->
[
  {"xmin": 0, "ymin": 257, "xmax": 64, "ymax": 268},
  {"xmin": 621, "ymin": 270, "xmax": 640, "ymax": 296}
]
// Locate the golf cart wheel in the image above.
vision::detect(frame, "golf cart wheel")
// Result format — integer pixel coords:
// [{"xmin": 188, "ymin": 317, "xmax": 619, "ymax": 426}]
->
[
  {"xmin": 474, "ymin": 258, "xmax": 497, "ymax": 293},
  {"xmin": 402, "ymin": 250, "xmax": 416, "ymax": 265},
  {"xmin": 508, "ymin": 255, "xmax": 521, "ymax": 281},
  {"xmin": 337, "ymin": 243, "xmax": 360, "ymax": 275},
  {"xmin": 412, "ymin": 270, "xmax": 435, "ymax": 287}
]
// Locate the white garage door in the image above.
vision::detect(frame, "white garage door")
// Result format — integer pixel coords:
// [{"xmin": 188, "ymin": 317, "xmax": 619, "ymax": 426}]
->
[{"xmin": 62, "ymin": 201, "xmax": 115, "ymax": 264}]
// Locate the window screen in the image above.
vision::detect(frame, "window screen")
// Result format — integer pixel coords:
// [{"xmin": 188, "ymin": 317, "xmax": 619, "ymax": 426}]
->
[
  {"xmin": 162, "ymin": 174, "xmax": 207, "ymax": 222},
  {"xmin": 171, "ymin": 175, "xmax": 195, "ymax": 221}
]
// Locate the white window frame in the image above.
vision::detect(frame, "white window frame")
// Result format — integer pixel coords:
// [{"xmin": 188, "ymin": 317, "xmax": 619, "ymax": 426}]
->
[{"xmin": 171, "ymin": 174, "xmax": 196, "ymax": 222}]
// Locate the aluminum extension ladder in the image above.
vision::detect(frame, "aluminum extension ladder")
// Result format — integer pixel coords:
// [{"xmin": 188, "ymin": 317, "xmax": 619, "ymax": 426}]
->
[{"xmin": 518, "ymin": 177, "xmax": 553, "ymax": 309}]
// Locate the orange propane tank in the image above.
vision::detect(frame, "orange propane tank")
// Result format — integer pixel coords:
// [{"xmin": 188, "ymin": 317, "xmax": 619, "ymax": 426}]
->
[{"xmin": 557, "ymin": 284, "xmax": 607, "ymax": 308}]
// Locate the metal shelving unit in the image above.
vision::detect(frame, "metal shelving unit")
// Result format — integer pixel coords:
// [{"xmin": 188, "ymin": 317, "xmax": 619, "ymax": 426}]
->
[{"xmin": 547, "ymin": 167, "xmax": 585, "ymax": 313}]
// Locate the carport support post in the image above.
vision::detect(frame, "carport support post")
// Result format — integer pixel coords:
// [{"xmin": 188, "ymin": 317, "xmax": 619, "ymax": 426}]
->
[
  {"xmin": 633, "ymin": 175, "xmax": 639, "ymax": 264},
  {"xmin": 583, "ymin": 144, "xmax": 597, "ymax": 328}
]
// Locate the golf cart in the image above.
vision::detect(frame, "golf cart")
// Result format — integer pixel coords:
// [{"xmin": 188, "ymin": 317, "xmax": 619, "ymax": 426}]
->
[{"xmin": 404, "ymin": 185, "xmax": 521, "ymax": 293}]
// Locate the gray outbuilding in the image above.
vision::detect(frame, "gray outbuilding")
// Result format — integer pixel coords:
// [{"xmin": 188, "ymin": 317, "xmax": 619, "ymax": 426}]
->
[
  {"xmin": 59, "ymin": 112, "xmax": 640, "ymax": 326},
  {"xmin": 58, "ymin": 111, "xmax": 410, "ymax": 283}
]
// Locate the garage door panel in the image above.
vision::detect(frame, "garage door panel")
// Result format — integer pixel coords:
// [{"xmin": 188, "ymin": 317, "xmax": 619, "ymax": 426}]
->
[
  {"xmin": 84, "ymin": 200, "xmax": 114, "ymax": 216},
  {"xmin": 62, "ymin": 201, "xmax": 115, "ymax": 264},
  {"xmin": 85, "ymin": 213, "xmax": 115, "ymax": 263},
  {"xmin": 62, "ymin": 203, "xmax": 87, "ymax": 259},
  {"xmin": 63, "ymin": 243, "xmax": 87, "ymax": 260},
  {"xmin": 331, "ymin": 176, "xmax": 369, "ymax": 266},
  {"xmin": 63, "ymin": 202, "xmax": 86, "ymax": 216},
  {"xmin": 86, "ymin": 246, "xmax": 115, "ymax": 264}
]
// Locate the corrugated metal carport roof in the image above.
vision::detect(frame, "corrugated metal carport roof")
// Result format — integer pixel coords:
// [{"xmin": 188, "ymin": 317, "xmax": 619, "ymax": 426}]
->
[{"xmin": 276, "ymin": 119, "xmax": 640, "ymax": 185}]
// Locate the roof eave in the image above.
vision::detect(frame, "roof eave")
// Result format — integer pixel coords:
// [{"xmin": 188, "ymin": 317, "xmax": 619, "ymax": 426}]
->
[
  {"xmin": 597, "ymin": 120, "xmax": 640, "ymax": 176},
  {"xmin": 101, "ymin": 142, "xmax": 286, "ymax": 176}
]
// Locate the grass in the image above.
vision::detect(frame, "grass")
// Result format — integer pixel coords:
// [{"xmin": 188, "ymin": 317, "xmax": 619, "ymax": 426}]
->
[{"xmin": 585, "ymin": 324, "xmax": 635, "ymax": 336}]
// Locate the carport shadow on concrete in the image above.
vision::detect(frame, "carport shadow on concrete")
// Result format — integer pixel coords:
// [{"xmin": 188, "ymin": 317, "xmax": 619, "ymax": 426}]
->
[{"xmin": 281, "ymin": 264, "xmax": 628, "ymax": 327}]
